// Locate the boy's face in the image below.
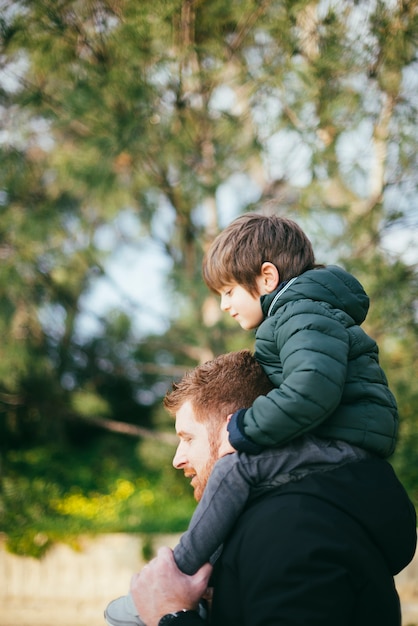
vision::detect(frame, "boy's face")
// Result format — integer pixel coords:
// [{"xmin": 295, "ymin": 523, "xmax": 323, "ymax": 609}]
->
[{"xmin": 219, "ymin": 278, "xmax": 267, "ymax": 330}]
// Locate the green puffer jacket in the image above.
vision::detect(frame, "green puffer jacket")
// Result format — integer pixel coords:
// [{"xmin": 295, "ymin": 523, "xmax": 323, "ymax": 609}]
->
[{"xmin": 244, "ymin": 265, "xmax": 398, "ymax": 458}]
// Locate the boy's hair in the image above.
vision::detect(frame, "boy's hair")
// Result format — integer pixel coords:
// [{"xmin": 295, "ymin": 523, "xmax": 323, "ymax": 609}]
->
[
  {"xmin": 164, "ymin": 350, "xmax": 273, "ymax": 432},
  {"xmin": 203, "ymin": 213, "xmax": 318, "ymax": 295}
]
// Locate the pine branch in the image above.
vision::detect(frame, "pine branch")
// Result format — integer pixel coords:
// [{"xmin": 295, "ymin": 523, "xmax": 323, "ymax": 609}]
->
[{"xmin": 69, "ymin": 413, "xmax": 178, "ymax": 445}]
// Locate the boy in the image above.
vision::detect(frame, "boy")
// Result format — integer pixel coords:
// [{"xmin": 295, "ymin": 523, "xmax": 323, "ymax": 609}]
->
[
  {"xmin": 105, "ymin": 213, "xmax": 400, "ymax": 626},
  {"xmin": 202, "ymin": 213, "xmax": 398, "ymax": 456}
]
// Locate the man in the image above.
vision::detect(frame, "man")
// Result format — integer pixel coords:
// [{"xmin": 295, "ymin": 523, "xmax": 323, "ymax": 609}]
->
[{"xmin": 130, "ymin": 351, "xmax": 416, "ymax": 626}]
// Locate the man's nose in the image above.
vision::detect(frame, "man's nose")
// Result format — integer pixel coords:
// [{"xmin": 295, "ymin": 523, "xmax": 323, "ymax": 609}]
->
[{"xmin": 172, "ymin": 446, "xmax": 186, "ymax": 469}]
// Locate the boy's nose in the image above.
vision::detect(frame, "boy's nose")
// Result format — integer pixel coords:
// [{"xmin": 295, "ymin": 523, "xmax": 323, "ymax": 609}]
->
[{"xmin": 220, "ymin": 295, "xmax": 229, "ymax": 311}]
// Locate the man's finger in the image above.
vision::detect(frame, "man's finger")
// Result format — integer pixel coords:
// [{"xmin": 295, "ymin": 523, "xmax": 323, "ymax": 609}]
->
[
  {"xmin": 193, "ymin": 561, "xmax": 213, "ymax": 582},
  {"xmin": 155, "ymin": 546, "xmax": 173, "ymax": 563}
]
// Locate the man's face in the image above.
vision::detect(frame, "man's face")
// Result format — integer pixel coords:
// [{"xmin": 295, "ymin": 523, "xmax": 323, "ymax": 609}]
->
[{"xmin": 172, "ymin": 400, "xmax": 225, "ymax": 501}]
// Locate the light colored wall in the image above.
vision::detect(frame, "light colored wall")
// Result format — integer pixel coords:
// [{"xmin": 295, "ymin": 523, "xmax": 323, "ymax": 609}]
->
[
  {"xmin": 0, "ymin": 533, "xmax": 180, "ymax": 626},
  {"xmin": 0, "ymin": 533, "xmax": 417, "ymax": 626}
]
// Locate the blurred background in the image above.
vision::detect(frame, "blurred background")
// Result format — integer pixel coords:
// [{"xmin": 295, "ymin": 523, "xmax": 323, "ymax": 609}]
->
[{"xmin": 0, "ymin": 0, "xmax": 417, "ymax": 576}]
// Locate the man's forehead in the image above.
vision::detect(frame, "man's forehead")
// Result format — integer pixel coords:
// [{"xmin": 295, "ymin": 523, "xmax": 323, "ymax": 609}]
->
[{"xmin": 175, "ymin": 400, "xmax": 205, "ymax": 434}]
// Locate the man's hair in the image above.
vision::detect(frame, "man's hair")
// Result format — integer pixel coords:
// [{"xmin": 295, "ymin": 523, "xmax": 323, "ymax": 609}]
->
[
  {"xmin": 164, "ymin": 350, "xmax": 273, "ymax": 431},
  {"xmin": 202, "ymin": 212, "xmax": 318, "ymax": 295}
]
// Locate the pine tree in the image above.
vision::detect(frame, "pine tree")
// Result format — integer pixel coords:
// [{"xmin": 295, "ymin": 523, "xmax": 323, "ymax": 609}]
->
[{"xmin": 0, "ymin": 0, "xmax": 417, "ymax": 500}]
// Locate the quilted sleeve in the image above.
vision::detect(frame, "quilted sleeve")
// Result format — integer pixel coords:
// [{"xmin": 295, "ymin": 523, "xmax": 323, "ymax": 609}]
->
[{"xmin": 244, "ymin": 300, "xmax": 350, "ymax": 447}]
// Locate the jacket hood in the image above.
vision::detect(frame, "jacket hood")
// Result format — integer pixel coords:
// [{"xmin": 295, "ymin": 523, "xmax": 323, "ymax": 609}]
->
[
  {"xmin": 276, "ymin": 459, "xmax": 417, "ymax": 576},
  {"xmin": 261, "ymin": 265, "xmax": 369, "ymax": 324}
]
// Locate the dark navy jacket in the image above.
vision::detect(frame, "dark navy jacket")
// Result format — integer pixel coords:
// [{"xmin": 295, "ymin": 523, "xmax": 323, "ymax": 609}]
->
[{"xmin": 176, "ymin": 458, "xmax": 416, "ymax": 626}]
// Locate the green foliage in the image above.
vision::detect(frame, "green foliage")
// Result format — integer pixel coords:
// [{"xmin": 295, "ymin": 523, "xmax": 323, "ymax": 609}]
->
[
  {"xmin": 0, "ymin": 435, "xmax": 195, "ymax": 558},
  {"xmin": 0, "ymin": 0, "xmax": 417, "ymax": 557}
]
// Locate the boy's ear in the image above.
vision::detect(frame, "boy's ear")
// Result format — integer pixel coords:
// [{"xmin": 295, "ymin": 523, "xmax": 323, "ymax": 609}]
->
[{"xmin": 260, "ymin": 262, "xmax": 280, "ymax": 292}]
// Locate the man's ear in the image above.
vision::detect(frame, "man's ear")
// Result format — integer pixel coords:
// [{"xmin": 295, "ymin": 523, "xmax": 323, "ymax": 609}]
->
[
  {"xmin": 260, "ymin": 262, "xmax": 280, "ymax": 292},
  {"xmin": 218, "ymin": 417, "xmax": 236, "ymax": 456}
]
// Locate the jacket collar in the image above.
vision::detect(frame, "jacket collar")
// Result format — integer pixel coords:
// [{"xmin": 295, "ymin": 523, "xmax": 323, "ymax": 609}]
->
[{"xmin": 260, "ymin": 275, "xmax": 299, "ymax": 317}]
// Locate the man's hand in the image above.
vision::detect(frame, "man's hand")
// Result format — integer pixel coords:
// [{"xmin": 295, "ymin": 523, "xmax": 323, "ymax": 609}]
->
[{"xmin": 130, "ymin": 546, "xmax": 213, "ymax": 626}]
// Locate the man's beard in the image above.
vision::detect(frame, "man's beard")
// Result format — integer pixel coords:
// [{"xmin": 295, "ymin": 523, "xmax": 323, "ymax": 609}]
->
[
  {"xmin": 192, "ymin": 432, "xmax": 222, "ymax": 502},
  {"xmin": 193, "ymin": 452, "xmax": 218, "ymax": 501}
]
